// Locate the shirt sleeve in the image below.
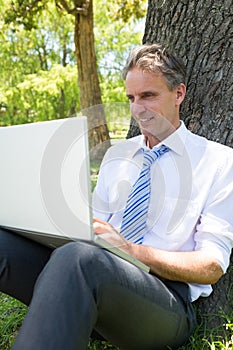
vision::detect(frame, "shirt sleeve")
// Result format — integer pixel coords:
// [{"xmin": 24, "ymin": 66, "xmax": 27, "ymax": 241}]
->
[{"xmin": 194, "ymin": 147, "xmax": 233, "ymax": 272}]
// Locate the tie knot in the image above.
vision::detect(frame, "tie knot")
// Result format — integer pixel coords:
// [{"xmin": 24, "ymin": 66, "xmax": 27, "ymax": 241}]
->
[{"xmin": 143, "ymin": 145, "xmax": 169, "ymax": 167}]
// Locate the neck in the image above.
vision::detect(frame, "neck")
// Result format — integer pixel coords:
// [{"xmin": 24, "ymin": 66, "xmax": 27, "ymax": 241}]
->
[
  {"xmin": 144, "ymin": 120, "xmax": 181, "ymax": 148},
  {"xmin": 145, "ymin": 136, "xmax": 160, "ymax": 149}
]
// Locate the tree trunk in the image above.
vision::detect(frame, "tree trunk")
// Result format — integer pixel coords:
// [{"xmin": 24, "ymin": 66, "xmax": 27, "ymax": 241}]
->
[
  {"xmin": 128, "ymin": 0, "xmax": 233, "ymax": 329},
  {"xmin": 143, "ymin": 0, "xmax": 233, "ymax": 147},
  {"xmin": 73, "ymin": 0, "xmax": 110, "ymax": 161}
]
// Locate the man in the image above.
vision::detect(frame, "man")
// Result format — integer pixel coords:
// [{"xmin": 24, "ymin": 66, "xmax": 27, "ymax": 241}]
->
[{"xmin": 8, "ymin": 44, "xmax": 233, "ymax": 349}]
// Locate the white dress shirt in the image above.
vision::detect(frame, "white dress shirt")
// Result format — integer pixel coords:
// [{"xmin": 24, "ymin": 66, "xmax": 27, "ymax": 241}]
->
[{"xmin": 92, "ymin": 121, "xmax": 233, "ymax": 301}]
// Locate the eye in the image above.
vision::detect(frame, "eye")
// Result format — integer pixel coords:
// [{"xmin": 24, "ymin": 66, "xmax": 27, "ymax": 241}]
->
[
  {"xmin": 126, "ymin": 95, "xmax": 134, "ymax": 102},
  {"xmin": 141, "ymin": 92, "xmax": 156, "ymax": 99}
]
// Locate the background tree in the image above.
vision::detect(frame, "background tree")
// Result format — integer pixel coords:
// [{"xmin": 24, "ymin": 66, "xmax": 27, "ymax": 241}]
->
[
  {"xmin": 53, "ymin": 0, "xmax": 146, "ymax": 160},
  {"xmin": 3, "ymin": 0, "xmax": 110, "ymax": 159},
  {"xmin": 128, "ymin": 0, "xmax": 233, "ymax": 330},
  {"xmin": 0, "ymin": 1, "xmax": 79, "ymax": 124},
  {"xmin": 94, "ymin": 1, "xmax": 146, "ymax": 104},
  {"xmin": 2, "ymin": 0, "xmax": 146, "ymax": 159}
]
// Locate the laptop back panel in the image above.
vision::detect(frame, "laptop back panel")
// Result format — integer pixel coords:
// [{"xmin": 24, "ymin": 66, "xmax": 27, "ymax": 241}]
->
[{"xmin": 0, "ymin": 117, "xmax": 93, "ymax": 243}]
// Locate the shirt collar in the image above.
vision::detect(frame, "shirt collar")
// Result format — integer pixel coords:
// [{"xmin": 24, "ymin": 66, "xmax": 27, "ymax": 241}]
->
[
  {"xmin": 139, "ymin": 120, "xmax": 188, "ymax": 156},
  {"xmin": 160, "ymin": 120, "xmax": 188, "ymax": 156}
]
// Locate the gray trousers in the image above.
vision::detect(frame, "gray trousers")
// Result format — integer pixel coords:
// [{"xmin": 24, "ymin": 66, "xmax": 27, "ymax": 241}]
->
[
  {"xmin": 0, "ymin": 228, "xmax": 52, "ymax": 305},
  {"xmin": 0, "ymin": 229, "xmax": 197, "ymax": 350}
]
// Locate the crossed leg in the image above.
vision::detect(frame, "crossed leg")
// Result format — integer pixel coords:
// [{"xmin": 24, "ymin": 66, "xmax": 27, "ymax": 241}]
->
[{"xmin": 12, "ymin": 242, "xmax": 196, "ymax": 350}]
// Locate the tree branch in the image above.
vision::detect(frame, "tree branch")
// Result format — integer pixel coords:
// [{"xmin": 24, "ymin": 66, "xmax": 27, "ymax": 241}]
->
[{"xmin": 55, "ymin": 0, "xmax": 90, "ymax": 16}]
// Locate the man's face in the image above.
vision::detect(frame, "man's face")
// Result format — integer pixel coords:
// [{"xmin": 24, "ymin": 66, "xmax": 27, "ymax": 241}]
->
[{"xmin": 125, "ymin": 68, "xmax": 186, "ymax": 143}]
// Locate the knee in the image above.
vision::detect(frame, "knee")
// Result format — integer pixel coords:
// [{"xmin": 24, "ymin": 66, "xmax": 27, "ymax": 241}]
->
[
  {"xmin": 50, "ymin": 242, "xmax": 106, "ymax": 273},
  {"xmin": 52, "ymin": 241, "xmax": 99, "ymax": 261},
  {"xmin": 50, "ymin": 242, "xmax": 118, "ymax": 282}
]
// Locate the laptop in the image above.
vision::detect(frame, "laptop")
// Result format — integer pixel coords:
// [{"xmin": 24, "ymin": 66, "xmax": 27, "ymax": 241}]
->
[{"xmin": 0, "ymin": 117, "xmax": 149, "ymax": 272}]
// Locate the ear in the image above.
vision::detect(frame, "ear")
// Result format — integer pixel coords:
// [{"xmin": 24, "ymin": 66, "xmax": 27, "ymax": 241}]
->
[{"xmin": 175, "ymin": 83, "xmax": 186, "ymax": 106}]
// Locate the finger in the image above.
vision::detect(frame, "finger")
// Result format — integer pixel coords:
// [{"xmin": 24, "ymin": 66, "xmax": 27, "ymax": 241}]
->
[{"xmin": 93, "ymin": 217, "xmax": 107, "ymax": 225}]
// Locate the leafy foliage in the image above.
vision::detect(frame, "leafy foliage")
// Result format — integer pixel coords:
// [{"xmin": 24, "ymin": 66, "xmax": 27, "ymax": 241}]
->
[
  {"xmin": 2, "ymin": 64, "xmax": 79, "ymax": 126},
  {"xmin": 0, "ymin": 0, "xmax": 145, "ymax": 127},
  {"xmin": 0, "ymin": 1, "xmax": 77, "ymax": 125},
  {"xmin": 106, "ymin": 0, "xmax": 147, "ymax": 22},
  {"xmin": 94, "ymin": 0, "xmax": 145, "ymax": 103},
  {"xmin": 4, "ymin": 0, "xmax": 47, "ymax": 30}
]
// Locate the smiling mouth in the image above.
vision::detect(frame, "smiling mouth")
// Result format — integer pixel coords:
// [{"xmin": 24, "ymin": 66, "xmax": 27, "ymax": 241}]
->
[{"xmin": 138, "ymin": 116, "xmax": 154, "ymax": 122}]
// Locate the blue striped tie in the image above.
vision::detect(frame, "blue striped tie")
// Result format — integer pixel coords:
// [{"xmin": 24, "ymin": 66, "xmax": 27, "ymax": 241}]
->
[{"xmin": 120, "ymin": 145, "xmax": 169, "ymax": 244}]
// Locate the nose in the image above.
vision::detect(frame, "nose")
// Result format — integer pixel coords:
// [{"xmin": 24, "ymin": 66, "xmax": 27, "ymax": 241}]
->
[{"xmin": 130, "ymin": 103, "xmax": 146, "ymax": 117}]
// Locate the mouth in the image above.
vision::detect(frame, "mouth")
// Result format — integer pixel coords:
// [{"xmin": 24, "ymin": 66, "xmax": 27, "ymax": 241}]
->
[{"xmin": 138, "ymin": 116, "xmax": 154, "ymax": 123}]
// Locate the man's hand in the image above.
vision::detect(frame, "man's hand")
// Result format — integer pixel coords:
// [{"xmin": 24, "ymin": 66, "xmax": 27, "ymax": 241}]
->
[
  {"xmin": 93, "ymin": 218, "xmax": 223, "ymax": 284},
  {"xmin": 93, "ymin": 217, "xmax": 133, "ymax": 251}
]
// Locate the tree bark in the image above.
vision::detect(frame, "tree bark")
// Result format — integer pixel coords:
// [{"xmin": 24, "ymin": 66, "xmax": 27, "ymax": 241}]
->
[
  {"xmin": 73, "ymin": 0, "xmax": 110, "ymax": 161},
  {"xmin": 55, "ymin": 0, "xmax": 109, "ymax": 161},
  {"xmin": 128, "ymin": 0, "xmax": 233, "ymax": 329},
  {"xmin": 143, "ymin": 0, "xmax": 233, "ymax": 147}
]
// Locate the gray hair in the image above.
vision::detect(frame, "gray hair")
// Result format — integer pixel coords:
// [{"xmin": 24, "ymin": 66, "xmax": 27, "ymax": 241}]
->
[{"xmin": 122, "ymin": 44, "xmax": 187, "ymax": 90}]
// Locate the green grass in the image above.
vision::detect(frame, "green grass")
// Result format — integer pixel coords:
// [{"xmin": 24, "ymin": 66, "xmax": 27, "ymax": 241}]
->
[
  {"xmin": 0, "ymin": 293, "xmax": 26, "ymax": 350},
  {"xmin": 0, "ymin": 292, "xmax": 232, "ymax": 349}
]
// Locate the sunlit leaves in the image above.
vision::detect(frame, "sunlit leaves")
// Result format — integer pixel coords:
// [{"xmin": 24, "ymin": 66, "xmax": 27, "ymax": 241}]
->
[
  {"xmin": 0, "ymin": 0, "xmax": 147, "ymax": 125},
  {"xmin": 94, "ymin": 0, "xmax": 145, "ymax": 104},
  {"xmin": 0, "ymin": 64, "xmax": 79, "ymax": 126},
  {"xmin": 105, "ymin": 0, "xmax": 147, "ymax": 22},
  {"xmin": 4, "ymin": 0, "xmax": 47, "ymax": 30}
]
